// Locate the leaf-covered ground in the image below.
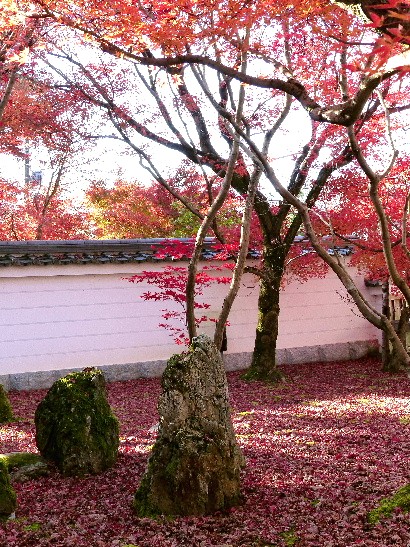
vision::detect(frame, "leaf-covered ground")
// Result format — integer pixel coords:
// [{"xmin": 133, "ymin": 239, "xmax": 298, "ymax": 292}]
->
[{"xmin": 2, "ymin": 357, "xmax": 410, "ymax": 546}]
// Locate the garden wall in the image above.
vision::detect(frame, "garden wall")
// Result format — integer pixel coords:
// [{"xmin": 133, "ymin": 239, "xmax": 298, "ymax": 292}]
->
[{"xmin": 0, "ymin": 240, "xmax": 382, "ymax": 390}]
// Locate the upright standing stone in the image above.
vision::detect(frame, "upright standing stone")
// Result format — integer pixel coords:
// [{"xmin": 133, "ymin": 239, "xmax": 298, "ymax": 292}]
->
[
  {"xmin": 134, "ymin": 335, "xmax": 245, "ymax": 517},
  {"xmin": 35, "ymin": 368, "xmax": 119, "ymax": 476}
]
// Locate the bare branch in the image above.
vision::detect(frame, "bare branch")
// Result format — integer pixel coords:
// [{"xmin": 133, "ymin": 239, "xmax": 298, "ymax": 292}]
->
[
  {"xmin": 186, "ymin": 40, "xmax": 248, "ymax": 342},
  {"xmin": 348, "ymin": 125, "xmax": 410, "ymax": 305},
  {"xmin": 402, "ymin": 193, "xmax": 410, "ymax": 259},
  {"xmin": 0, "ymin": 67, "xmax": 18, "ymax": 120}
]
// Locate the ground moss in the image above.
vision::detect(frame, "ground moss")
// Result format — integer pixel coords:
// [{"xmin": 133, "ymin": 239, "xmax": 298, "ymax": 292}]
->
[
  {"xmin": 0, "ymin": 385, "xmax": 14, "ymax": 423},
  {"xmin": 0, "ymin": 452, "xmax": 43, "ymax": 471},
  {"xmin": 241, "ymin": 365, "xmax": 284, "ymax": 384},
  {"xmin": 279, "ymin": 529, "xmax": 299, "ymax": 546},
  {"xmin": 367, "ymin": 483, "xmax": 410, "ymax": 525}
]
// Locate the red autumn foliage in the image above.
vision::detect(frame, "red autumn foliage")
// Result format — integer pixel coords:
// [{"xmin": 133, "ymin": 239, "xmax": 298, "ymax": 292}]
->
[
  {"xmin": 2, "ymin": 358, "xmax": 410, "ymax": 546},
  {"xmin": 85, "ymin": 170, "xmax": 247, "ymax": 241},
  {"xmin": 313, "ymin": 146, "xmax": 410, "ymax": 284},
  {"xmin": 127, "ymin": 261, "xmax": 232, "ymax": 344},
  {"xmin": 0, "ymin": 176, "xmax": 91, "ymax": 240}
]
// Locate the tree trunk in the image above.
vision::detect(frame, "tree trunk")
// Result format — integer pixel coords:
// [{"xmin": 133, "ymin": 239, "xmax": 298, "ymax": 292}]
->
[
  {"xmin": 381, "ymin": 281, "xmax": 390, "ymax": 369},
  {"xmin": 383, "ymin": 305, "xmax": 410, "ymax": 373},
  {"xmin": 243, "ymin": 243, "xmax": 285, "ymax": 383}
]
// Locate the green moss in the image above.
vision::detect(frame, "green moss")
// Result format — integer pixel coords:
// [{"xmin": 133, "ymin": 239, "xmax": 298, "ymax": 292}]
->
[
  {"xmin": 0, "ymin": 459, "xmax": 17, "ymax": 518},
  {"xmin": 0, "ymin": 385, "xmax": 14, "ymax": 424},
  {"xmin": 133, "ymin": 439, "xmax": 171, "ymax": 518},
  {"xmin": 0, "ymin": 452, "xmax": 43, "ymax": 472},
  {"xmin": 280, "ymin": 529, "xmax": 299, "ymax": 546},
  {"xmin": 241, "ymin": 366, "xmax": 284, "ymax": 384},
  {"xmin": 23, "ymin": 522, "xmax": 42, "ymax": 532},
  {"xmin": 35, "ymin": 368, "xmax": 119, "ymax": 476},
  {"xmin": 161, "ymin": 353, "xmax": 190, "ymax": 394},
  {"xmin": 133, "ymin": 469, "xmax": 162, "ymax": 519},
  {"xmin": 367, "ymin": 484, "xmax": 410, "ymax": 525}
]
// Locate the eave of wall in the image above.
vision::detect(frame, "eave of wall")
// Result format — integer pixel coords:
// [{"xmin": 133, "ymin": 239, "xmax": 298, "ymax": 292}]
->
[{"xmin": 0, "ymin": 237, "xmax": 226, "ymax": 268}]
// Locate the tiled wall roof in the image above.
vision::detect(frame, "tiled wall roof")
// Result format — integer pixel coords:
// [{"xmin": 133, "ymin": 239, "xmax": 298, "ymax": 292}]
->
[
  {"xmin": 0, "ymin": 238, "xmax": 221, "ymax": 267},
  {"xmin": 0, "ymin": 237, "xmax": 352, "ymax": 267}
]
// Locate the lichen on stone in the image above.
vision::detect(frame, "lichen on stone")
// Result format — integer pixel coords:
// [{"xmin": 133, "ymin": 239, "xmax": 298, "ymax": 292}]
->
[
  {"xmin": 34, "ymin": 368, "xmax": 119, "ymax": 477},
  {"xmin": 134, "ymin": 335, "xmax": 245, "ymax": 517}
]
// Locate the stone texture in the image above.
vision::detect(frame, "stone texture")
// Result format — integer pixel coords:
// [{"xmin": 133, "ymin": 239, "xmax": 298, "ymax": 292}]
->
[
  {"xmin": 223, "ymin": 352, "xmax": 252, "ymax": 371},
  {"xmin": 0, "ymin": 459, "xmax": 16, "ymax": 519},
  {"xmin": 35, "ymin": 368, "xmax": 119, "ymax": 477},
  {"xmin": 0, "ymin": 384, "xmax": 14, "ymax": 423},
  {"xmin": 3, "ymin": 340, "xmax": 380, "ymax": 391},
  {"xmin": 0, "ymin": 377, "xmax": 11, "ymax": 392},
  {"xmin": 134, "ymin": 334, "xmax": 245, "ymax": 517},
  {"xmin": 1, "ymin": 452, "xmax": 50, "ymax": 482}
]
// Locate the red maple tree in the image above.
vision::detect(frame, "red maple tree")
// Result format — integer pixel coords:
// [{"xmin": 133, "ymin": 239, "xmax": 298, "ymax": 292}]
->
[
  {"xmin": 0, "ymin": 176, "xmax": 90, "ymax": 240},
  {"xmin": 2, "ymin": 0, "xmax": 410, "ymax": 375}
]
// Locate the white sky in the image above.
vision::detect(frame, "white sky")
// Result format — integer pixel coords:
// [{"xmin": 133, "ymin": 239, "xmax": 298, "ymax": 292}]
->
[{"xmin": 0, "ymin": 105, "xmax": 314, "ymax": 203}]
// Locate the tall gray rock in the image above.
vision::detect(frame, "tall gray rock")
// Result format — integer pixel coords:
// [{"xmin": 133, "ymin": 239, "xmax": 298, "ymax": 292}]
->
[
  {"xmin": 35, "ymin": 368, "xmax": 119, "ymax": 476},
  {"xmin": 134, "ymin": 335, "xmax": 245, "ymax": 517}
]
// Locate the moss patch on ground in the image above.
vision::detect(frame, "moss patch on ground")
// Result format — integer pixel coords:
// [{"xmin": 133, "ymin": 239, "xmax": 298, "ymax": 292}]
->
[
  {"xmin": 367, "ymin": 483, "xmax": 410, "ymax": 525},
  {"xmin": 0, "ymin": 452, "xmax": 43, "ymax": 471}
]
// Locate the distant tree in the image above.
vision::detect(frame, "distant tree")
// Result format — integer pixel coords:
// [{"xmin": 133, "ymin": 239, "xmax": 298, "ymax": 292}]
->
[
  {"xmin": 0, "ymin": 161, "xmax": 91, "ymax": 240},
  {"xmin": 86, "ymin": 180, "xmax": 175, "ymax": 239},
  {"xmin": 86, "ymin": 168, "xmax": 245, "ymax": 240}
]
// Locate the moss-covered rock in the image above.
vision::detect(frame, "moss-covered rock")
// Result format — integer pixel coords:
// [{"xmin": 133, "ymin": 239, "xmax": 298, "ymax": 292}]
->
[
  {"xmin": 0, "ymin": 458, "xmax": 17, "ymax": 519},
  {"xmin": 0, "ymin": 385, "xmax": 14, "ymax": 423},
  {"xmin": 134, "ymin": 335, "xmax": 245, "ymax": 517},
  {"xmin": 34, "ymin": 368, "xmax": 119, "ymax": 477},
  {"xmin": 367, "ymin": 483, "xmax": 410, "ymax": 525},
  {"xmin": 0, "ymin": 452, "xmax": 49, "ymax": 482}
]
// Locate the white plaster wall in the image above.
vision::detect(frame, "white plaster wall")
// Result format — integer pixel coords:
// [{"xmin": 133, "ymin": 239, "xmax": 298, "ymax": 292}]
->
[
  {"xmin": 277, "ymin": 270, "xmax": 382, "ymax": 349},
  {"xmin": 0, "ymin": 261, "xmax": 381, "ymax": 376}
]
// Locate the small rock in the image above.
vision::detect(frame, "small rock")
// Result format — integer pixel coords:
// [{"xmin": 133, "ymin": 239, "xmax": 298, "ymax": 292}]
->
[
  {"xmin": 1, "ymin": 452, "xmax": 50, "ymax": 482},
  {"xmin": 35, "ymin": 368, "xmax": 119, "ymax": 476}
]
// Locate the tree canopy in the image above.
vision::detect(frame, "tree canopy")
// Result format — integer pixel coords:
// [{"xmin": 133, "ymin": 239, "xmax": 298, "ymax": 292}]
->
[{"xmin": 1, "ymin": 0, "xmax": 410, "ymax": 373}]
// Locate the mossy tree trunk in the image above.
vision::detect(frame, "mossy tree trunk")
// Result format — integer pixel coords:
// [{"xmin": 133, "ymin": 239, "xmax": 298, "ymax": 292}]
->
[
  {"xmin": 234, "ymin": 146, "xmax": 350, "ymax": 383},
  {"xmin": 243, "ymin": 242, "xmax": 286, "ymax": 382},
  {"xmin": 382, "ymin": 304, "xmax": 410, "ymax": 373}
]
